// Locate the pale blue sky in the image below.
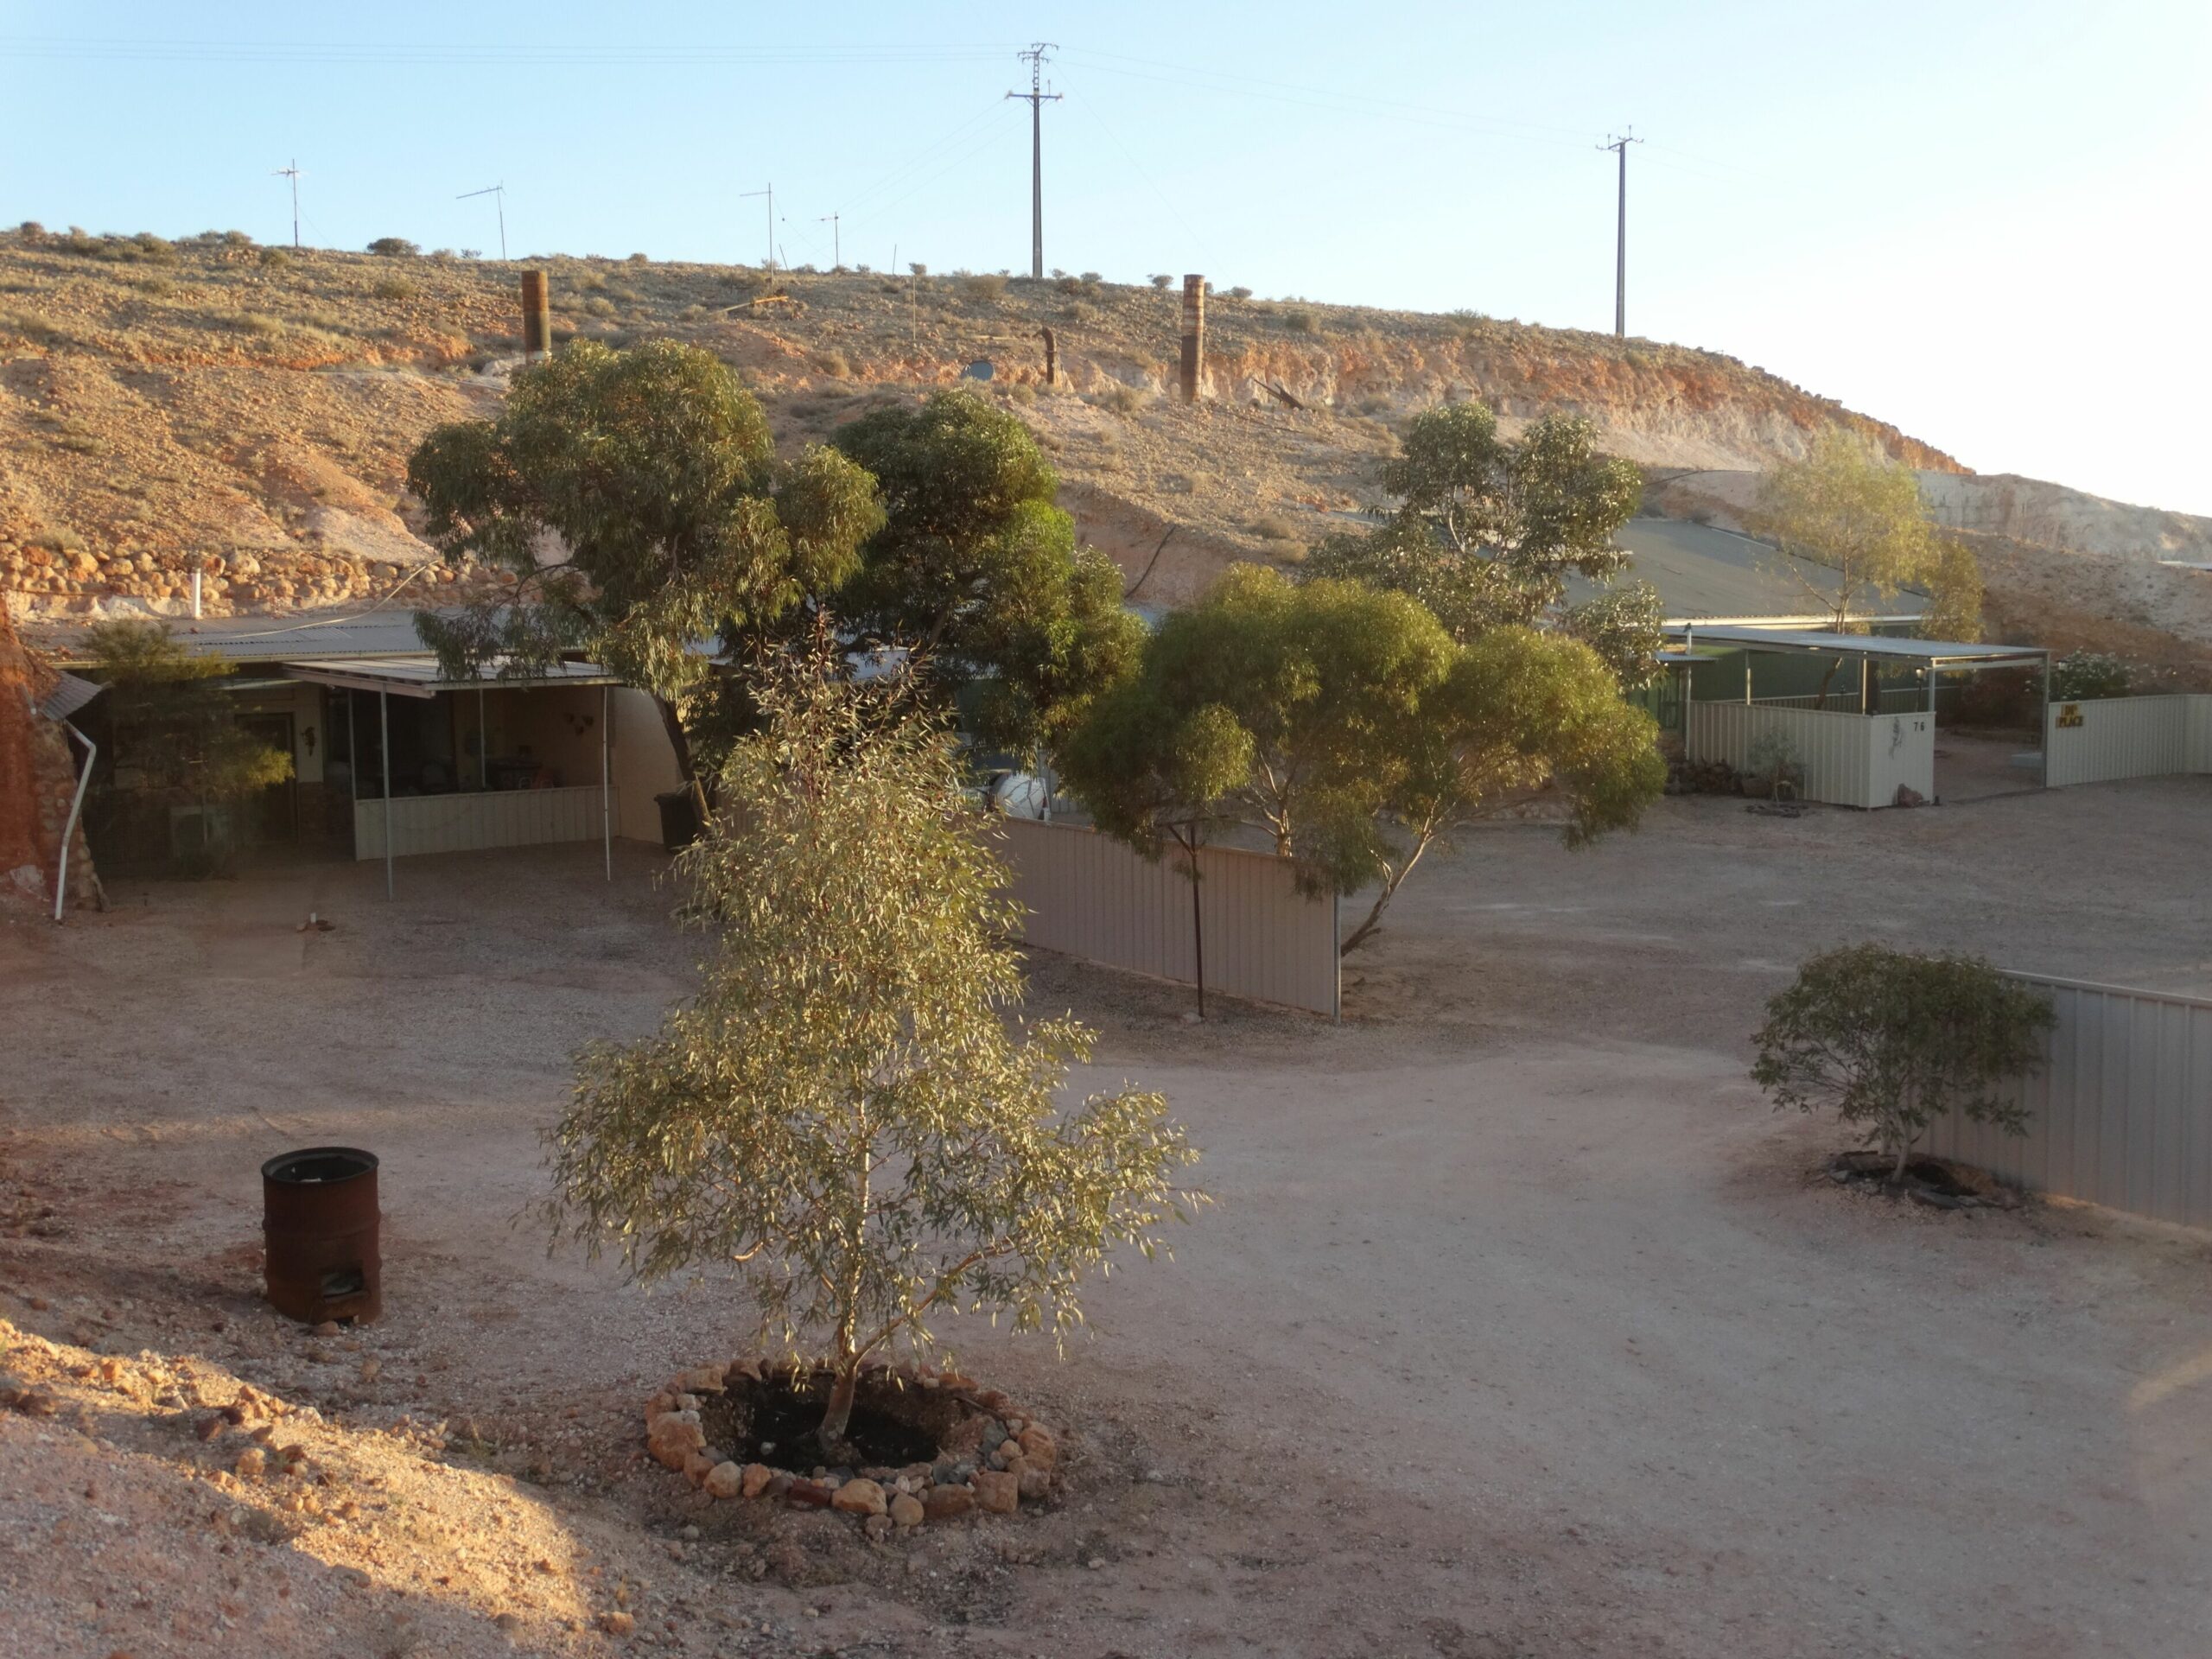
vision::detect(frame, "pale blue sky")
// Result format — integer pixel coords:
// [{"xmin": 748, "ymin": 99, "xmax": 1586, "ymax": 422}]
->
[{"xmin": 5, "ymin": 3, "xmax": 2208, "ymax": 512}]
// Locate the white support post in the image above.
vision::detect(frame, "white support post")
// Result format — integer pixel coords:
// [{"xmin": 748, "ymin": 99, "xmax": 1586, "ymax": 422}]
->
[{"xmin": 379, "ymin": 690, "xmax": 394, "ymax": 900}]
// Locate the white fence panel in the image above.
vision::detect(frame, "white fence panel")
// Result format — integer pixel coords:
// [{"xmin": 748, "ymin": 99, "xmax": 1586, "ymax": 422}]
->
[
  {"xmin": 995, "ymin": 817, "xmax": 1339, "ymax": 1017},
  {"xmin": 2044, "ymin": 696, "xmax": 2208, "ymax": 787},
  {"xmin": 355, "ymin": 785, "xmax": 613, "ymax": 860},
  {"xmin": 1685, "ymin": 703, "xmax": 1931, "ymax": 809},
  {"xmin": 1924, "ymin": 975, "xmax": 2212, "ymax": 1230}
]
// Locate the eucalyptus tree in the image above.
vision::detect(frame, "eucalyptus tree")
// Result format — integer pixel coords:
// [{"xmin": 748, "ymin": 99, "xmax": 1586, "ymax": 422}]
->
[{"xmin": 547, "ymin": 644, "xmax": 1202, "ymax": 1450}]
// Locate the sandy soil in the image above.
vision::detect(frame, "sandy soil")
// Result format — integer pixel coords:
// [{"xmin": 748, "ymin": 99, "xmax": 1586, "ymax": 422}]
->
[{"xmin": 4, "ymin": 775, "xmax": 2212, "ymax": 1658}]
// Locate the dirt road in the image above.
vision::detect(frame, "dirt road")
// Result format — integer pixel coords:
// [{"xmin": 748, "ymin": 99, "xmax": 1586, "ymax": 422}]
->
[{"xmin": 3, "ymin": 778, "xmax": 2209, "ymax": 1656}]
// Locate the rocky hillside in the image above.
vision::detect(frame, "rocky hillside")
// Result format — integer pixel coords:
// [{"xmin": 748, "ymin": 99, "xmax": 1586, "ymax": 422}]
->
[{"xmin": 0, "ymin": 226, "xmax": 1961, "ymax": 620}]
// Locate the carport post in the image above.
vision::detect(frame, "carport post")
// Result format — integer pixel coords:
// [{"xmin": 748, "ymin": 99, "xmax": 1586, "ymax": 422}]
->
[
  {"xmin": 601, "ymin": 684, "xmax": 612, "ymax": 882},
  {"xmin": 379, "ymin": 689, "xmax": 393, "ymax": 900},
  {"xmin": 2038, "ymin": 650, "xmax": 2053, "ymax": 786}
]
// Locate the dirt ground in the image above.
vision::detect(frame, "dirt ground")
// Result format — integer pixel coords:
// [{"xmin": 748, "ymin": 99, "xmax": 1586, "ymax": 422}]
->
[{"xmin": 4, "ymin": 775, "xmax": 2212, "ymax": 1658}]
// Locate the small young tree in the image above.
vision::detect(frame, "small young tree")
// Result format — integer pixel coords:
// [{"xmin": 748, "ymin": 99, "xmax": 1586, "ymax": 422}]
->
[
  {"xmin": 547, "ymin": 645, "xmax": 1202, "ymax": 1451},
  {"xmin": 2049, "ymin": 649, "xmax": 2132, "ymax": 702},
  {"xmin": 1751, "ymin": 944, "xmax": 2055, "ymax": 1183}
]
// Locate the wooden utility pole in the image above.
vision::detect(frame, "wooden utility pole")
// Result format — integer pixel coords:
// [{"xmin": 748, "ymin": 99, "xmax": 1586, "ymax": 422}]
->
[
  {"xmin": 1599, "ymin": 130, "xmax": 1641, "ymax": 337},
  {"xmin": 1179, "ymin": 275, "xmax": 1205, "ymax": 401}
]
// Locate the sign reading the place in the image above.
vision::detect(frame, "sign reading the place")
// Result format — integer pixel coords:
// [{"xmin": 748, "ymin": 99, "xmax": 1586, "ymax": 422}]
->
[{"xmin": 2056, "ymin": 703, "xmax": 2085, "ymax": 728}]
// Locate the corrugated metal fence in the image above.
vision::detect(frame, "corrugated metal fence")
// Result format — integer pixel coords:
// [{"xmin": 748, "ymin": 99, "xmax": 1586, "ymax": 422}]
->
[
  {"xmin": 1924, "ymin": 974, "xmax": 2212, "ymax": 1230},
  {"xmin": 1686, "ymin": 703, "xmax": 1935, "ymax": 810},
  {"xmin": 2045, "ymin": 695, "xmax": 2212, "ymax": 788},
  {"xmin": 995, "ymin": 817, "xmax": 1339, "ymax": 1017}
]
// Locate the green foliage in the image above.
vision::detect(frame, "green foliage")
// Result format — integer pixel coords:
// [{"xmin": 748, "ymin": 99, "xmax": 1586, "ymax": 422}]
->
[
  {"xmin": 830, "ymin": 389, "xmax": 1144, "ymax": 754},
  {"xmin": 1751, "ymin": 945, "xmax": 2054, "ymax": 1181},
  {"xmin": 1750, "ymin": 432, "xmax": 1940, "ymax": 628},
  {"xmin": 1560, "ymin": 580, "xmax": 1667, "ymax": 688},
  {"xmin": 547, "ymin": 650, "xmax": 1202, "ymax": 1446},
  {"xmin": 2050, "ymin": 648, "xmax": 2132, "ymax": 702},
  {"xmin": 84, "ymin": 620, "xmax": 294, "ymax": 812},
  {"xmin": 404, "ymin": 340, "xmax": 883, "ymax": 779},
  {"xmin": 1919, "ymin": 538, "xmax": 1983, "ymax": 642},
  {"xmin": 1060, "ymin": 566, "xmax": 1663, "ymax": 957},
  {"xmin": 367, "ymin": 237, "xmax": 420, "ymax": 257},
  {"xmin": 1306, "ymin": 403, "xmax": 1643, "ymax": 658}
]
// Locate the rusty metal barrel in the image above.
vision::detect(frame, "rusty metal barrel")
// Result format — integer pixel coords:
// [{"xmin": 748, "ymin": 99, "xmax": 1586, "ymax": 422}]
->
[
  {"xmin": 519, "ymin": 269, "xmax": 551, "ymax": 359},
  {"xmin": 261, "ymin": 1147, "xmax": 381, "ymax": 1325}
]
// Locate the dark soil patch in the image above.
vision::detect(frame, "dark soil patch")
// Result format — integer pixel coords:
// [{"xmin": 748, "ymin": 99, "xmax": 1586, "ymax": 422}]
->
[
  {"xmin": 699, "ymin": 1369, "xmax": 969, "ymax": 1470},
  {"xmin": 1825, "ymin": 1149, "xmax": 2018, "ymax": 1209}
]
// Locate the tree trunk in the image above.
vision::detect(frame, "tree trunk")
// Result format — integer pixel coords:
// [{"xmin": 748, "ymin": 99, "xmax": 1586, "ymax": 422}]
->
[
  {"xmin": 818, "ymin": 1359, "xmax": 858, "ymax": 1451},
  {"xmin": 651, "ymin": 693, "xmax": 709, "ymax": 821},
  {"xmin": 1338, "ymin": 828, "xmax": 1438, "ymax": 957}
]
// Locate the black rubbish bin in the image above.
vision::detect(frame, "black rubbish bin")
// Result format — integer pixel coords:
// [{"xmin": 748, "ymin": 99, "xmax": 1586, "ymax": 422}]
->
[{"xmin": 655, "ymin": 788, "xmax": 700, "ymax": 853}]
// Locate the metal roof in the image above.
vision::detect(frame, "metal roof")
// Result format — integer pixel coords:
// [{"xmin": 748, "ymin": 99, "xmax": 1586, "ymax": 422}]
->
[
  {"xmin": 1577, "ymin": 519, "xmax": 1931, "ymax": 626},
  {"xmin": 35, "ymin": 671, "xmax": 106, "ymax": 721},
  {"xmin": 29, "ymin": 606, "xmax": 454, "ymax": 665},
  {"xmin": 1663, "ymin": 625, "xmax": 2048, "ymax": 666},
  {"xmin": 281, "ymin": 656, "xmax": 618, "ymax": 700}
]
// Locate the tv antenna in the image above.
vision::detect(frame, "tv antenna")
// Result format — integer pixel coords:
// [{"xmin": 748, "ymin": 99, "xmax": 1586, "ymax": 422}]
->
[
  {"xmin": 740, "ymin": 183, "xmax": 774, "ymax": 269},
  {"xmin": 273, "ymin": 159, "xmax": 302, "ymax": 250},
  {"xmin": 459, "ymin": 183, "xmax": 507, "ymax": 262}
]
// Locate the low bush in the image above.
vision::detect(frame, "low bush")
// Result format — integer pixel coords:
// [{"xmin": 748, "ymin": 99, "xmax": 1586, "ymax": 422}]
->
[
  {"xmin": 2049, "ymin": 649, "xmax": 2131, "ymax": 702},
  {"xmin": 1149, "ymin": 273, "xmax": 1173, "ymax": 290},
  {"xmin": 1282, "ymin": 308, "xmax": 1319, "ymax": 334},
  {"xmin": 367, "ymin": 237, "xmax": 420, "ymax": 257},
  {"xmin": 957, "ymin": 271, "xmax": 1007, "ymax": 301},
  {"xmin": 1093, "ymin": 383, "xmax": 1148, "ymax": 416},
  {"xmin": 1751, "ymin": 944, "xmax": 2053, "ymax": 1183},
  {"xmin": 372, "ymin": 276, "xmax": 418, "ymax": 301}
]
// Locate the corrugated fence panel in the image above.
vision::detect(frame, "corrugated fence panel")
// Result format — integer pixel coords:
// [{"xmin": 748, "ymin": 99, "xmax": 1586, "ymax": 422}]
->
[
  {"xmin": 996, "ymin": 817, "xmax": 1338, "ymax": 1017},
  {"xmin": 1686, "ymin": 703, "xmax": 1931, "ymax": 809},
  {"xmin": 2044, "ymin": 695, "xmax": 2209, "ymax": 787},
  {"xmin": 355, "ymin": 785, "xmax": 613, "ymax": 860},
  {"xmin": 1924, "ymin": 975, "xmax": 2212, "ymax": 1230}
]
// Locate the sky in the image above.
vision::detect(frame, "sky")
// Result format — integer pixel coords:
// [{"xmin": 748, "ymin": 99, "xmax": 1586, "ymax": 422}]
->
[{"xmin": 4, "ymin": 1, "xmax": 2209, "ymax": 513}]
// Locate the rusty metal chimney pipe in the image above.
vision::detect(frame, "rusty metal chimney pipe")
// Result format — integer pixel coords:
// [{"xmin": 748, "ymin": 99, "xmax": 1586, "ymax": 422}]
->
[
  {"xmin": 262, "ymin": 1147, "xmax": 382, "ymax": 1325},
  {"xmin": 1179, "ymin": 274, "xmax": 1205, "ymax": 402},
  {"xmin": 520, "ymin": 269, "xmax": 550, "ymax": 362}
]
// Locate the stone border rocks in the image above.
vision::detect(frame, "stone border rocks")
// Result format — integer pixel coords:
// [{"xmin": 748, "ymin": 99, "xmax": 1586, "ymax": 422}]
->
[{"xmin": 644, "ymin": 1357, "xmax": 1059, "ymax": 1538}]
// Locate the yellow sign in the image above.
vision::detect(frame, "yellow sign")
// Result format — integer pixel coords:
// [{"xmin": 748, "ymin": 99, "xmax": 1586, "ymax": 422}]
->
[{"xmin": 2056, "ymin": 703, "xmax": 2085, "ymax": 728}]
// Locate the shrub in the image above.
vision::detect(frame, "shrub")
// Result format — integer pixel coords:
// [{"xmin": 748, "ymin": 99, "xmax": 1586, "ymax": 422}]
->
[
  {"xmin": 1751, "ymin": 945, "xmax": 2054, "ymax": 1183},
  {"xmin": 584, "ymin": 296, "xmax": 618, "ymax": 318},
  {"xmin": 372, "ymin": 276, "xmax": 418, "ymax": 301},
  {"xmin": 1250, "ymin": 513, "xmax": 1301, "ymax": 542},
  {"xmin": 222, "ymin": 229, "xmax": 254, "ymax": 248},
  {"xmin": 2049, "ymin": 649, "xmax": 2131, "ymax": 702},
  {"xmin": 811, "ymin": 349, "xmax": 851, "ymax": 378},
  {"xmin": 1149, "ymin": 273, "xmax": 1173, "ymax": 290},
  {"xmin": 908, "ymin": 262, "xmax": 927, "ymax": 276},
  {"xmin": 257, "ymin": 247, "xmax": 291, "ymax": 268},
  {"xmin": 1055, "ymin": 275, "xmax": 1082, "ymax": 295},
  {"xmin": 367, "ymin": 237, "xmax": 420, "ymax": 257},
  {"xmin": 1744, "ymin": 729, "xmax": 1802, "ymax": 793},
  {"xmin": 1079, "ymin": 270, "xmax": 1103, "ymax": 285},
  {"xmin": 16, "ymin": 220, "xmax": 44, "ymax": 241},
  {"xmin": 1282, "ymin": 308, "xmax": 1319, "ymax": 334},
  {"xmin": 1094, "ymin": 383, "xmax": 1148, "ymax": 416},
  {"xmin": 1224, "ymin": 285, "xmax": 1253, "ymax": 301},
  {"xmin": 626, "ymin": 251, "xmax": 650, "ymax": 265},
  {"xmin": 957, "ymin": 271, "xmax": 1007, "ymax": 301}
]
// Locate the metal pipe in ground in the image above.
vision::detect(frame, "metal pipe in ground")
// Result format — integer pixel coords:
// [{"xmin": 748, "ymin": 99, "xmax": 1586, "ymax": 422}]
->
[{"xmin": 1179, "ymin": 275, "xmax": 1205, "ymax": 402}]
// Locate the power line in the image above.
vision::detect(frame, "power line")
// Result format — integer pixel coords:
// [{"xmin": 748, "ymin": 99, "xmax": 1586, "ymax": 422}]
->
[
  {"xmin": 817, "ymin": 213, "xmax": 839, "ymax": 269},
  {"xmin": 1006, "ymin": 43, "xmax": 1061, "ymax": 280},
  {"xmin": 738, "ymin": 184, "xmax": 773, "ymax": 269},
  {"xmin": 1599, "ymin": 130, "xmax": 1643, "ymax": 337},
  {"xmin": 0, "ymin": 35, "xmax": 1012, "ymax": 66}
]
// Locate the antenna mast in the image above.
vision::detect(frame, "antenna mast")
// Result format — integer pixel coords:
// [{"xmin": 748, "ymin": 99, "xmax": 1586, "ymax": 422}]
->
[
  {"xmin": 818, "ymin": 213, "xmax": 840, "ymax": 269},
  {"xmin": 1006, "ymin": 43, "xmax": 1061, "ymax": 280},
  {"xmin": 459, "ymin": 183, "xmax": 507, "ymax": 261},
  {"xmin": 273, "ymin": 160, "xmax": 302, "ymax": 250},
  {"xmin": 739, "ymin": 184, "xmax": 774, "ymax": 270}
]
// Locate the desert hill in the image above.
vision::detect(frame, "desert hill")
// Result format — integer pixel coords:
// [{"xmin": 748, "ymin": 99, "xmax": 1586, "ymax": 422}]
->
[
  {"xmin": 0, "ymin": 225, "xmax": 2206, "ymax": 680},
  {"xmin": 0, "ymin": 226, "xmax": 1954, "ymax": 615}
]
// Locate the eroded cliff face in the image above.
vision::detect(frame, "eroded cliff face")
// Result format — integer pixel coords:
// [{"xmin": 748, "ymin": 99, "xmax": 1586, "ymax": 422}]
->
[
  {"xmin": 0, "ymin": 602, "xmax": 98, "ymax": 911},
  {"xmin": 0, "ymin": 234, "xmax": 1956, "ymax": 621}
]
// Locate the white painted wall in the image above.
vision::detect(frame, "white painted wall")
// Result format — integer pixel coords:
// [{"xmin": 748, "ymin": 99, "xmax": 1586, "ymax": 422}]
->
[{"xmin": 607, "ymin": 689, "xmax": 686, "ymax": 842}]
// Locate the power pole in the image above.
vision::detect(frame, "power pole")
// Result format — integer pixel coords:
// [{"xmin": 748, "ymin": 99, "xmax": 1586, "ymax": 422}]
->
[
  {"xmin": 1006, "ymin": 43, "xmax": 1061, "ymax": 279},
  {"xmin": 818, "ymin": 213, "xmax": 840, "ymax": 269},
  {"xmin": 459, "ymin": 183, "xmax": 507, "ymax": 261},
  {"xmin": 273, "ymin": 159, "xmax": 302, "ymax": 250},
  {"xmin": 740, "ymin": 183, "xmax": 773, "ymax": 269},
  {"xmin": 1599, "ymin": 130, "xmax": 1641, "ymax": 337}
]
